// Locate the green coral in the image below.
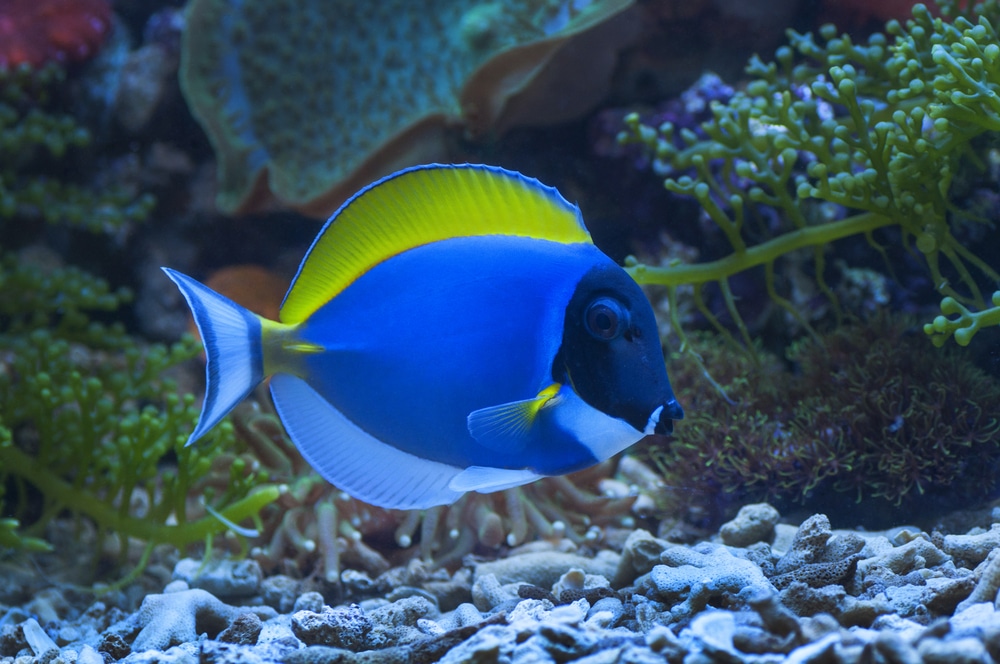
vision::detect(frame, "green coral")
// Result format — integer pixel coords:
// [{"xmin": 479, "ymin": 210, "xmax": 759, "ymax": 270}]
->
[
  {"xmin": 0, "ymin": 64, "xmax": 279, "ymax": 578},
  {"xmin": 924, "ymin": 290, "xmax": 1000, "ymax": 345},
  {"xmin": 181, "ymin": 0, "xmax": 636, "ymax": 216},
  {"xmin": 0, "ymin": 65, "xmax": 155, "ymax": 231},
  {"xmin": 647, "ymin": 315, "xmax": 1000, "ymax": 528},
  {"xmin": 620, "ymin": 1, "xmax": 1000, "ymax": 348}
]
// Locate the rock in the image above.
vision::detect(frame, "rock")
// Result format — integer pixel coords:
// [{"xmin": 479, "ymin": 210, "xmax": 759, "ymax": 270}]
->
[
  {"xmin": 869, "ymin": 629, "xmax": 920, "ymax": 664},
  {"xmin": 587, "ymin": 597, "xmax": 625, "ymax": 628},
  {"xmin": 551, "ymin": 568, "xmax": 613, "ymax": 602},
  {"xmin": 771, "ymin": 554, "xmax": 863, "ymax": 590},
  {"xmin": 290, "ymin": 604, "xmax": 372, "ymax": 651},
  {"xmin": 423, "ymin": 568, "xmax": 473, "ymax": 612},
  {"xmin": 217, "ymin": 612, "xmax": 263, "ymax": 645},
  {"xmin": 0, "ymin": 622, "xmax": 28, "ymax": 658},
  {"xmin": 97, "ymin": 632, "xmax": 131, "ymax": 660},
  {"xmin": 918, "ymin": 636, "xmax": 992, "ymax": 664},
  {"xmin": 474, "ymin": 550, "xmax": 619, "ymax": 588},
  {"xmin": 533, "ymin": 621, "xmax": 598, "ymax": 661},
  {"xmin": 779, "ymin": 581, "xmax": 848, "ymax": 618},
  {"xmin": 648, "ymin": 545, "xmax": 772, "ymax": 599},
  {"xmin": 294, "ymin": 592, "xmax": 326, "ymax": 614},
  {"xmin": 719, "ymin": 503, "xmax": 780, "ymax": 547},
  {"xmin": 784, "ymin": 633, "xmax": 843, "ymax": 664},
  {"xmin": 172, "ymin": 558, "xmax": 264, "ymax": 600},
  {"xmin": 612, "ymin": 529, "xmax": 669, "ymax": 587},
  {"xmin": 941, "ymin": 525, "xmax": 1000, "ymax": 567},
  {"xmin": 688, "ymin": 610, "xmax": 742, "ymax": 661},
  {"xmin": 745, "ymin": 586, "xmax": 801, "ymax": 638},
  {"xmin": 21, "ymin": 618, "xmax": 58, "ymax": 658},
  {"xmin": 640, "ymin": 544, "xmax": 773, "ymax": 626},
  {"xmin": 77, "ymin": 644, "xmax": 105, "ymax": 664},
  {"xmin": 775, "ymin": 515, "xmax": 833, "ymax": 574},
  {"xmin": 956, "ymin": 550, "xmax": 1000, "ymax": 613},
  {"xmin": 857, "ymin": 537, "xmax": 951, "ymax": 578},
  {"xmin": 437, "ymin": 625, "xmax": 516, "ymax": 664},
  {"xmin": 471, "ymin": 573, "xmax": 521, "ymax": 612},
  {"xmin": 366, "ymin": 596, "xmax": 440, "ymax": 649},
  {"xmin": 109, "ymin": 588, "xmax": 259, "ymax": 652},
  {"xmin": 261, "ymin": 575, "xmax": 301, "ymax": 613}
]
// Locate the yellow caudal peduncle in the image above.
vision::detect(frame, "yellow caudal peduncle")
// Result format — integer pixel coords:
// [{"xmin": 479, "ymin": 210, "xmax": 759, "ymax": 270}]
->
[{"xmin": 259, "ymin": 318, "xmax": 323, "ymax": 377}]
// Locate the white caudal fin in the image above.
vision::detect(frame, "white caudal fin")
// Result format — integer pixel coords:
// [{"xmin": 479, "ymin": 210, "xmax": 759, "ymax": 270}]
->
[{"xmin": 162, "ymin": 267, "xmax": 265, "ymax": 446}]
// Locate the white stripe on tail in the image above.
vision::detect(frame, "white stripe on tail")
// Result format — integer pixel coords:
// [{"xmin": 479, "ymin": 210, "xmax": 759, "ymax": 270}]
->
[{"xmin": 162, "ymin": 268, "xmax": 264, "ymax": 446}]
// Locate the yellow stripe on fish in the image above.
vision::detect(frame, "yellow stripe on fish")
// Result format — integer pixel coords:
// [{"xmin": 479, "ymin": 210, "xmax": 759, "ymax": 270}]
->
[{"xmin": 279, "ymin": 164, "xmax": 593, "ymax": 325}]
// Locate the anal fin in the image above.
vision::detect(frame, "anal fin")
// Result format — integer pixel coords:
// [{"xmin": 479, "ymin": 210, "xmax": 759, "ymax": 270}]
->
[
  {"xmin": 449, "ymin": 466, "xmax": 542, "ymax": 493},
  {"xmin": 269, "ymin": 374, "xmax": 465, "ymax": 510}
]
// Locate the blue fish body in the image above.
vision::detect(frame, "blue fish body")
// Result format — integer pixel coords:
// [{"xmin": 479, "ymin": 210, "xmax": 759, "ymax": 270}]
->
[
  {"xmin": 164, "ymin": 164, "xmax": 683, "ymax": 509},
  {"xmin": 301, "ymin": 236, "xmax": 604, "ymax": 471}
]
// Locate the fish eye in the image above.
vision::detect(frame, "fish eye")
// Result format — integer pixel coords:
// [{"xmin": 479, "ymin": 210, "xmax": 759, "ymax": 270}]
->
[{"xmin": 585, "ymin": 297, "xmax": 628, "ymax": 340}]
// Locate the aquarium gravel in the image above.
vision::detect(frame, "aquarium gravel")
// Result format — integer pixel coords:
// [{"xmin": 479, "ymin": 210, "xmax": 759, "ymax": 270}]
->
[{"xmin": 4, "ymin": 503, "xmax": 1000, "ymax": 664}]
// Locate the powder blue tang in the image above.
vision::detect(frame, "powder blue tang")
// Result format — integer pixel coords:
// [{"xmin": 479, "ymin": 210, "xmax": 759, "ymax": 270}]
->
[{"xmin": 163, "ymin": 163, "xmax": 683, "ymax": 509}]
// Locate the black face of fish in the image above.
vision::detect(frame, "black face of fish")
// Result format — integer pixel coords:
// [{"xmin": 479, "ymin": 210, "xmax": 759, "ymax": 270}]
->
[{"xmin": 556, "ymin": 263, "xmax": 684, "ymax": 435}]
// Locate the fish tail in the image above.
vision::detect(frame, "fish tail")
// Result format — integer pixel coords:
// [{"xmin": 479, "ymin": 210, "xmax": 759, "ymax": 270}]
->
[{"xmin": 162, "ymin": 267, "xmax": 267, "ymax": 447}]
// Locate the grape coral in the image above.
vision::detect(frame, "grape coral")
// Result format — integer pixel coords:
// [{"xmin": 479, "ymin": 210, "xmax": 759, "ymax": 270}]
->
[
  {"xmin": 0, "ymin": 65, "xmax": 279, "ymax": 580},
  {"xmin": 924, "ymin": 290, "xmax": 1000, "ymax": 346},
  {"xmin": 619, "ymin": 1, "xmax": 1000, "ymax": 350},
  {"xmin": 0, "ymin": 0, "xmax": 112, "ymax": 68}
]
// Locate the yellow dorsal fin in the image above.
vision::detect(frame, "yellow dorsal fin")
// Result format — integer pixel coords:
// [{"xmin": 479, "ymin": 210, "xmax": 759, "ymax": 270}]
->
[{"xmin": 279, "ymin": 163, "xmax": 593, "ymax": 324}]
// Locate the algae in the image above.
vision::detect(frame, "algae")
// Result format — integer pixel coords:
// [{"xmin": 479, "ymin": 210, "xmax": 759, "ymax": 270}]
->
[{"xmin": 0, "ymin": 64, "xmax": 279, "ymax": 580}]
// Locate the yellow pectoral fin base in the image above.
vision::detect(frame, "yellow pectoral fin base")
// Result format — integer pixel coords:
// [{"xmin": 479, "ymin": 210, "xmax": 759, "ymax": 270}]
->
[
  {"xmin": 466, "ymin": 383, "xmax": 561, "ymax": 453},
  {"xmin": 280, "ymin": 164, "xmax": 593, "ymax": 324}
]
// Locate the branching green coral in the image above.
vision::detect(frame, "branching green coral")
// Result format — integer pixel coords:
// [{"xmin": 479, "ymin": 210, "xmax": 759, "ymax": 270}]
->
[
  {"xmin": 924, "ymin": 290, "xmax": 1000, "ymax": 345},
  {"xmin": 0, "ymin": 64, "xmax": 155, "ymax": 231},
  {"xmin": 0, "ymin": 426, "xmax": 52, "ymax": 553},
  {"xmin": 620, "ymin": 1, "xmax": 1000, "ymax": 347},
  {"xmin": 0, "ymin": 64, "xmax": 279, "ymax": 578},
  {"xmin": 0, "ymin": 331, "xmax": 279, "ymax": 550}
]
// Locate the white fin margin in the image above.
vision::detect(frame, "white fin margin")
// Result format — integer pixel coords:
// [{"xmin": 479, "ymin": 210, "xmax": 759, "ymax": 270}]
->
[
  {"xmin": 162, "ymin": 268, "xmax": 263, "ymax": 446},
  {"xmin": 449, "ymin": 466, "xmax": 543, "ymax": 493},
  {"xmin": 268, "ymin": 374, "xmax": 465, "ymax": 510}
]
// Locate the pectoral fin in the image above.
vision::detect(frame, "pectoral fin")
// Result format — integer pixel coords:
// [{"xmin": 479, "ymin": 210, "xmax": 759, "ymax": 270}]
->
[{"xmin": 467, "ymin": 383, "xmax": 561, "ymax": 453}]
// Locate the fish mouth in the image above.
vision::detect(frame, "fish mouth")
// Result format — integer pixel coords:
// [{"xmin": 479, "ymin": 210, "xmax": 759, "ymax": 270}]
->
[{"xmin": 644, "ymin": 399, "xmax": 684, "ymax": 436}]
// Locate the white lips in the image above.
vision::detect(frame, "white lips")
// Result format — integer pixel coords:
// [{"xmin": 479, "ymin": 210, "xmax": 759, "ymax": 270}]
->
[{"xmin": 643, "ymin": 405, "xmax": 664, "ymax": 436}]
